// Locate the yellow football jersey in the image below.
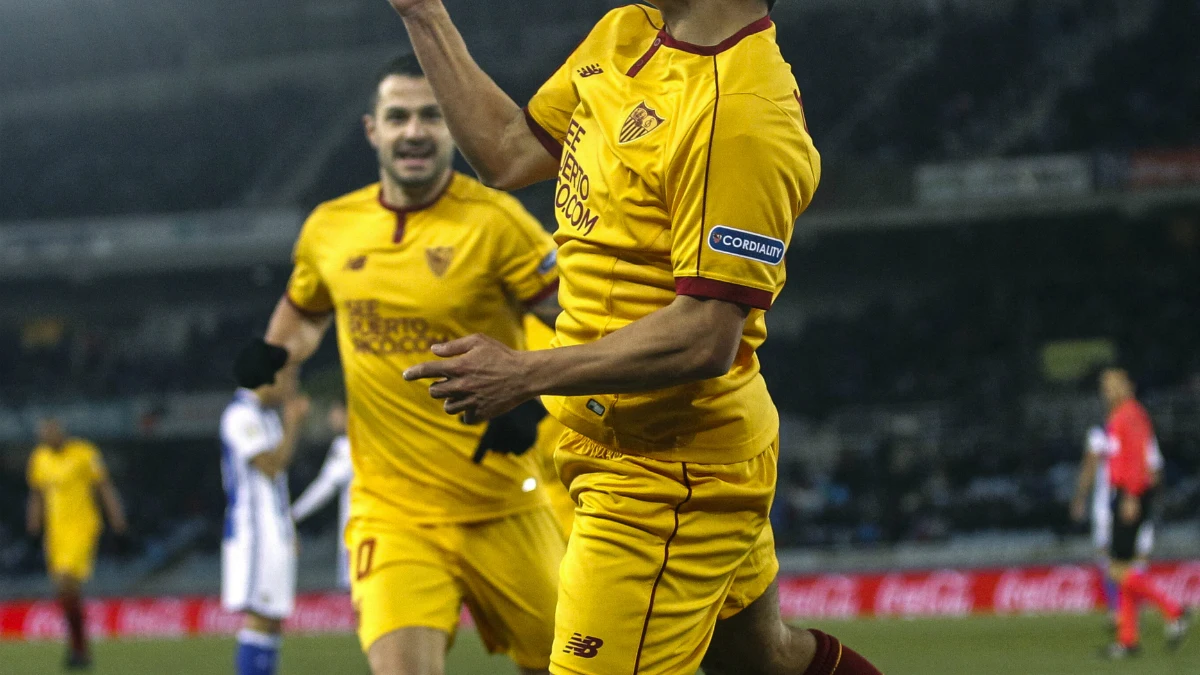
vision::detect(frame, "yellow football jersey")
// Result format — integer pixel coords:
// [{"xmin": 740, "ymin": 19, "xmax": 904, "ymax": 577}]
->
[
  {"xmin": 26, "ymin": 439, "xmax": 106, "ymax": 540},
  {"xmin": 525, "ymin": 6, "xmax": 820, "ymax": 463},
  {"xmin": 287, "ymin": 174, "xmax": 559, "ymax": 524}
]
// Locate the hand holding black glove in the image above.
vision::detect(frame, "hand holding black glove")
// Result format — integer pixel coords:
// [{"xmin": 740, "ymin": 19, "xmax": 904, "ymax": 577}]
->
[
  {"xmin": 472, "ymin": 399, "xmax": 548, "ymax": 464},
  {"xmin": 233, "ymin": 338, "xmax": 289, "ymax": 389}
]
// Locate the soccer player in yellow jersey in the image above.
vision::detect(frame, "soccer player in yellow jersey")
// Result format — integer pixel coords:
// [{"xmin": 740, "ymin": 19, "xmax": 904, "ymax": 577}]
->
[
  {"xmin": 233, "ymin": 55, "xmax": 564, "ymax": 675},
  {"xmin": 392, "ymin": 0, "xmax": 885, "ymax": 673},
  {"xmin": 524, "ymin": 314, "xmax": 573, "ymax": 536},
  {"xmin": 26, "ymin": 418, "xmax": 127, "ymax": 670}
]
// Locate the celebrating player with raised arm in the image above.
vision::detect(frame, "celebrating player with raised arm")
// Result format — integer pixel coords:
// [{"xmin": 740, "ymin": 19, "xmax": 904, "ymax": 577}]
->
[
  {"xmin": 233, "ymin": 55, "xmax": 565, "ymax": 675},
  {"xmin": 26, "ymin": 418, "xmax": 127, "ymax": 671},
  {"xmin": 392, "ymin": 0, "xmax": 883, "ymax": 673}
]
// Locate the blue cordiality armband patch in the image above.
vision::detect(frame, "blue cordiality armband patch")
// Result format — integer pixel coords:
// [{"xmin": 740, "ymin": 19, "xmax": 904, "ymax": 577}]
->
[
  {"xmin": 537, "ymin": 249, "xmax": 558, "ymax": 275},
  {"xmin": 707, "ymin": 226, "xmax": 785, "ymax": 265}
]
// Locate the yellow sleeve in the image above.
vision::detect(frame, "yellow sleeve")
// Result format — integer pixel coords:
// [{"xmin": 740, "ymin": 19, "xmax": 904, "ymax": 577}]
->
[
  {"xmin": 285, "ymin": 212, "xmax": 335, "ymax": 316},
  {"xmin": 85, "ymin": 444, "xmax": 109, "ymax": 484},
  {"xmin": 667, "ymin": 94, "xmax": 819, "ymax": 310},
  {"xmin": 493, "ymin": 204, "xmax": 560, "ymax": 305},
  {"xmin": 524, "ymin": 54, "xmax": 578, "ymax": 160},
  {"xmin": 523, "ymin": 9, "xmax": 626, "ymax": 160},
  {"xmin": 26, "ymin": 452, "xmax": 43, "ymax": 489}
]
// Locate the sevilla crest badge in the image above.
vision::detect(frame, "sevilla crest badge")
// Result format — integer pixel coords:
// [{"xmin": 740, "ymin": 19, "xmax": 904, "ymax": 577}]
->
[{"xmin": 620, "ymin": 102, "xmax": 666, "ymax": 144}]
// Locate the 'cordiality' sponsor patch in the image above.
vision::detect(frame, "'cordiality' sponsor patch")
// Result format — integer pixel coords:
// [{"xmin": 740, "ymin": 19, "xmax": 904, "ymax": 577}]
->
[{"xmin": 707, "ymin": 226, "xmax": 785, "ymax": 265}]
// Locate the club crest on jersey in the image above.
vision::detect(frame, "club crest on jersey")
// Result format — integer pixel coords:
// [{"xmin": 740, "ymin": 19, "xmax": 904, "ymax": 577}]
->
[
  {"xmin": 707, "ymin": 226, "xmax": 786, "ymax": 265},
  {"xmin": 425, "ymin": 246, "xmax": 454, "ymax": 277},
  {"xmin": 620, "ymin": 102, "xmax": 665, "ymax": 144}
]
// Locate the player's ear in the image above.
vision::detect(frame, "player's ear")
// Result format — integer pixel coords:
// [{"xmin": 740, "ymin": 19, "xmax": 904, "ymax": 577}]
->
[{"xmin": 363, "ymin": 114, "xmax": 379, "ymax": 149}]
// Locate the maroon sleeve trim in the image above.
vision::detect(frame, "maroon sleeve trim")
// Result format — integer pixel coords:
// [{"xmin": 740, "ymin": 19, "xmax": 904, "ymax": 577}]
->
[
  {"xmin": 675, "ymin": 277, "xmax": 772, "ymax": 310},
  {"xmin": 523, "ymin": 108, "xmax": 564, "ymax": 162},
  {"xmin": 523, "ymin": 278, "xmax": 561, "ymax": 307},
  {"xmin": 285, "ymin": 292, "xmax": 333, "ymax": 319}
]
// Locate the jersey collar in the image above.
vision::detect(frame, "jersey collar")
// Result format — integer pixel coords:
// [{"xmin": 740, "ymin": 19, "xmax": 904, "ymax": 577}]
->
[
  {"xmin": 658, "ymin": 15, "xmax": 772, "ymax": 56},
  {"xmin": 376, "ymin": 172, "xmax": 456, "ymax": 216},
  {"xmin": 377, "ymin": 173, "xmax": 456, "ymax": 244}
]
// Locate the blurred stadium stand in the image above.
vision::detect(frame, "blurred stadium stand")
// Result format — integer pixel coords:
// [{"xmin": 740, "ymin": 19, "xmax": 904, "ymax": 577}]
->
[{"xmin": 2, "ymin": 0, "xmax": 1199, "ymax": 592}]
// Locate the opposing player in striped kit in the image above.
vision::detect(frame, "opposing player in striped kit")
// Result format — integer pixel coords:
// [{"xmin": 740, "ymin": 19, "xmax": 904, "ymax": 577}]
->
[{"xmin": 220, "ymin": 381, "xmax": 311, "ymax": 675}]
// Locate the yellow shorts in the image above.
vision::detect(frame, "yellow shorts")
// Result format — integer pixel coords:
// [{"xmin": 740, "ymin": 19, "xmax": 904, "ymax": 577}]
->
[
  {"xmin": 347, "ymin": 506, "xmax": 565, "ymax": 669},
  {"xmin": 46, "ymin": 527, "xmax": 100, "ymax": 582},
  {"xmin": 550, "ymin": 430, "xmax": 778, "ymax": 675}
]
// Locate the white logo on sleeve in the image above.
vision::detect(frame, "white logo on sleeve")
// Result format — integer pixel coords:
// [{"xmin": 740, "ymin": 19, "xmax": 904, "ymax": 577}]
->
[{"xmin": 707, "ymin": 226, "xmax": 786, "ymax": 265}]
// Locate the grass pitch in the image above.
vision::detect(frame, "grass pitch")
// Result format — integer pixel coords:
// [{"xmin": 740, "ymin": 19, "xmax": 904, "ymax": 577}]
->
[{"xmin": 0, "ymin": 614, "xmax": 1195, "ymax": 674}]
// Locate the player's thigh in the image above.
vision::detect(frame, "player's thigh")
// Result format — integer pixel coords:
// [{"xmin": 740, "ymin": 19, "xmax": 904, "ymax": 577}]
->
[
  {"xmin": 550, "ymin": 436, "xmax": 774, "ymax": 675},
  {"xmin": 348, "ymin": 519, "xmax": 462, "ymax": 655},
  {"xmin": 367, "ymin": 626, "xmax": 447, "ymax": 675},
  {"xmin": 459, "ymin": 507, "xmax": 564, "ymax": 671}
]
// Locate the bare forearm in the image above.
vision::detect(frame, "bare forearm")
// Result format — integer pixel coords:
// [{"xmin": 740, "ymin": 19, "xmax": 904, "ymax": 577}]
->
[
  {"xmin": 265, "ymin": 296, "xmax": 330, "ymax": 365},
  {"xmin": 255, "ymin": 420, "xmax": 305, "ymax": 477},
  {"xmin": 525, "ymin": 297, "xmax": 744, "ymax": 397},
  {"xmin": 399, "ymin": 2, "xmax": 554, "ymax": 189},
  {"xmin": 1074, "ymin": 455, "xmax": 1096, "ymax": 502},
  {"xmin": 98, "ymin": 483, "xmax": 127, "ymax": 531},
  {"xmin": 26, "ymin": 493, "xmax": 43, "ymax": 534}
]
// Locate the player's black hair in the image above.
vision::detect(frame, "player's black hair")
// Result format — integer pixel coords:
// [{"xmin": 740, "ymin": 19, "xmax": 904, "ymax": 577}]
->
[
  {"xmin": 767, "ymin": 0, "xmax": 776, "ymax": 10},
  {"xmin": 369, "ymin": 53, "xmax": 426, "ymax": 110}
]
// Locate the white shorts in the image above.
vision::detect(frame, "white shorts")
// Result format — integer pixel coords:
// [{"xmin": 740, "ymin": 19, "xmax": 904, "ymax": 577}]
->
[
  {"xmin": 1092, "ymin": 498, "xmax": 1155, "ymax": 558},
  {"xmin": 222, "ymin": 515, "xmax": 297, "ymax": 619}
]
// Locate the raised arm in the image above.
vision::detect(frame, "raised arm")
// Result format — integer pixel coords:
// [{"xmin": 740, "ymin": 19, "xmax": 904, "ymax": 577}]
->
[
  {"xmin": 387, "ymin": 0, "xmax": 559, "ymax": 190},
  {"xmin": 250, "ymin": 396, "xmax": 312, "ymax": 478}
]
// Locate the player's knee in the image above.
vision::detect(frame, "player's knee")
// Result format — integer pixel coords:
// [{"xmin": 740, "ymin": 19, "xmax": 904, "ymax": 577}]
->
[{"xmin": 704, "ymin": 621, "xmax": 817, "ymax": 675}]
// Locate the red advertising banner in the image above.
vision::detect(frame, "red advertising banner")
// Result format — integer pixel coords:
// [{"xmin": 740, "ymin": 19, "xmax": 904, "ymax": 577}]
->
[
  {"xmin": 1128, "ymin": 149, "xmax": 1200, "ymax": 188},
  {"xmin": 3, "ymin": 562, "xmax": 1198, "ymax": 641},
  {"xmin": 776, "ymin": 560, "xmax": 1200, "ymax": 620}
]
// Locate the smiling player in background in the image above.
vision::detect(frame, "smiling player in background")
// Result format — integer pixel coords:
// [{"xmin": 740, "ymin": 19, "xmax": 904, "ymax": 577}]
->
[{"xmin": 233, "ymin": 54, "xmax": 565, "ymax": 675}]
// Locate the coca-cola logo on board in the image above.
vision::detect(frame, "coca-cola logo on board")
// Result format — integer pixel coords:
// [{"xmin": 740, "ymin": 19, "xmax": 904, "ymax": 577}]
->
[
  {"xmin": 875, "ymin": 571, "xmax": 973, "ymax": 617},
  {"xmin": 778, "ymin": 575, "xmax": 860, "ymax": 619},
  {"xmin": 994, "ymin": 566, "xmax": 1095, "ymax": 614}
]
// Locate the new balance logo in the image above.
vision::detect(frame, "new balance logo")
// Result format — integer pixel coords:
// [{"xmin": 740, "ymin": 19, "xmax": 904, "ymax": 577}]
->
[
  {"xmin": 578, "ymin": 64, "xmax": 604, "ymax": 78},
  {"xmin": 344, "ymin": 255, "xmax": 367, "ymax": 271},
  {"xmin": 562, "ymin": 633, "xmax": 604, "ymax": 658}
]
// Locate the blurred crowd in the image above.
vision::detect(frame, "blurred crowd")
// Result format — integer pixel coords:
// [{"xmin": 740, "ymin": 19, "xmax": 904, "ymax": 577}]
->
[
  {"xmin": 2, "ymin": 0, "xmax": 1197, "ymax": 220},
  {"xmin": 2, "ymin": 211, "xmax": 1199, "ymax": 565}
]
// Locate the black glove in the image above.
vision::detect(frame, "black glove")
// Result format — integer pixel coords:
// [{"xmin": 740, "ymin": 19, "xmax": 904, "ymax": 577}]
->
[
  {"xmin": 233, "ymin": 338, "xmax": 289, "ymax": 388},
  {"xmin": 472, "ymin": 399, "xmax": 548, "ymax": 464}
]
